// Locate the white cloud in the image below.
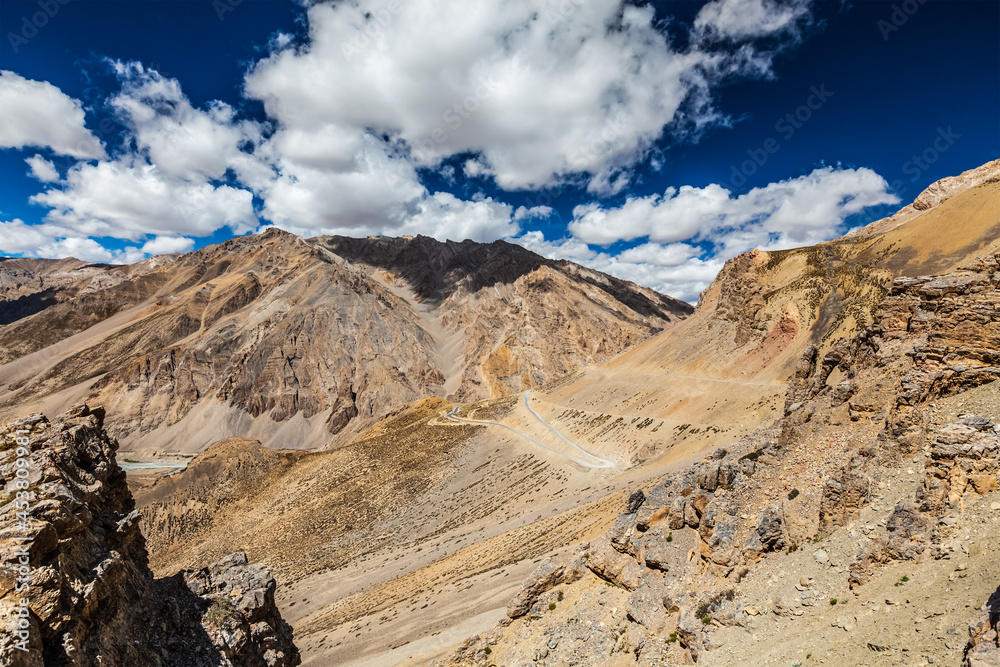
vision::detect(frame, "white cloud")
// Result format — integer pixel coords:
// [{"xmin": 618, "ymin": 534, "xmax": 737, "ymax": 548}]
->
[
  {"xmin": 141, "ymin": 235, "xmax": 195, "ymax": 255},
  {"xmin": 514, "ymin": 231, "xmax": 723, "ymax": 303},
  {"xmin": 265, "ymin": 191, "xmax": 518, "ymax": 243},
  {"xmin": 25, "ymin": 154, "xmax": 60, "ymax": 182},
  {"xmin": 255, "ymin": 131, "xmax": 426, "ymax": 232},
  {"xmin": 695, "ymin": 0, "xmax": 811, "ymax": 41},
  {"xmin": 22, "ymin": 65, "xmax": 260, "ymax": 248},
  {"xmin": 571, "ymin": 183, "xmax": 733, "ymax": 245},
  {"xmin": 30, "ymin": 158, "xmax": 258, "ymax": 241},
  {"xmin": 514, "ymin": 205, "xmax": 554, "ymax": 222},
  {"xmin": 401, "ymin": 192, "xmax": 516, "ymax": 241},
  {"xmin": 570, "ymin": 166, "xmax": 899, "ymax": 254},
  {"xmin": 244, "ymin": 0, "xmax": 803, "ymax": 194},
  {"xmin": 0, "ymin": 219, "xmax": 144, "ymax": 264},
  {"xmin": 109, "ymin": 62, "xmax": 265, "ymax": 184},
  {"xmin": 0, "ymin": 71, "xmax": 105, "ymax": 159},
  {"xmin": 517, "ymin": 166, "xmax": 898, "ymax": 303}
]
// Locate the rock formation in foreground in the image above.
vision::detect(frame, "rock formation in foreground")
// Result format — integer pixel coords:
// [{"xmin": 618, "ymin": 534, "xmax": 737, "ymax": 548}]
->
[{"xmin": 0, "ymin": 404, "xmax": 300, "ymax": 666}]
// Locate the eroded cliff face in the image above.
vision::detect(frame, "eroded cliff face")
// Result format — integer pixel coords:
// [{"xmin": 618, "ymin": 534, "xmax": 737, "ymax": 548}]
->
[
  {"xmin": 0, "ymin": 405, "xmax": 300, "ymax": 666},
  {"xmin": 0, "ymin": 231, "xmax": 690, "ymax": 452},
  {"xmin": 442, "ymin": 252, "xmax": 1000, "ymax": 666}
]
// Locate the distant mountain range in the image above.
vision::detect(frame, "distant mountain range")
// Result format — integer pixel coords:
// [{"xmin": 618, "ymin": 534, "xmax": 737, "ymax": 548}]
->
[{"xmin": 0, "ymin": 232, "xmax": 691, "ymax": 453}]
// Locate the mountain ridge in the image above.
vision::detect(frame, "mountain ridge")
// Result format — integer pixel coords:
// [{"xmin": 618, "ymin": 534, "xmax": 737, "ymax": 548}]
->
[{"xmin": 0, "ymin": 231, "xmax": 691, "ymax": 454}]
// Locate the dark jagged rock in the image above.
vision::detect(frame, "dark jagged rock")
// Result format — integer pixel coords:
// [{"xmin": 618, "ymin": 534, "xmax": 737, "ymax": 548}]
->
[
  {"xmin": 966, "ymin": 584, "xmax": 1000, "ymax": 666},
  {"xmin": 0, "ymin": 405, "xmax": 300, "ymax": 666}
]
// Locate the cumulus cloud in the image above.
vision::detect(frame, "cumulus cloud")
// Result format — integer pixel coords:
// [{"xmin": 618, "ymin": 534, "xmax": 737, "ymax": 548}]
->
[
  {"xmin": 244, "ymin": 0, "xmax": 801, "ymax": 194},
  {"xmin": 519, "ymin": 166, "xmax": 898, "ymax": 302},
  {"xmin": 514, "ymin": 205, "xmax": 554, "ymax": 222},
  {"xmin": 25, "ymin": 154, "xmax": 60, "ymax": 182},
  {"xmin": 570, "ymin": 166, "xmax": 899, "ymax": 253},
  {"xmin": 19, "ymin": 64, "xmax": 260, "ymax": 259},
  {"xmin": 0, "ymin": 219, "xmax": 144, "ymax": 264},
  {"xmin": 31, "ymin": 158, "xmax": 258, "ymax": 241},
  {"xmin": 0, "ymin": 71, "xmax": 105, "ymax": 159},
  {"xmin": 109, "ymin": 62, "xmax": 266, "ymax": 185},
  {"xmin": 514, "ymin": 231, "xmax": 724, "ymax": 303},
  {"xmin": 141, "ymin": 235, "xmax": 195, "ymax": 256}
]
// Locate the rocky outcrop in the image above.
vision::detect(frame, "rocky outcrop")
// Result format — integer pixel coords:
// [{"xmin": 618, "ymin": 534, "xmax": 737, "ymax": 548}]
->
[
  {"xmin": 507, "ymin": 553, "xmax": 588, "ymax": 619},
  {"xmin": 848, "ymin": 415, "xmax": 1000, "ymax": 588},
  {"xmin": 0, "ymin": 405, "xmax": 300, "ymax": 666},
  {"xmin": 966, "ymin": 584, "xmax": 1000, "ymax": 667}
]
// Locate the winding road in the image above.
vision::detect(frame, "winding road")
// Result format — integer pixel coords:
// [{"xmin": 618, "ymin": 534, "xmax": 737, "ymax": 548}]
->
[{"xmin": 446, "ymin": 389, "xmax": 614, "ymax": 469}]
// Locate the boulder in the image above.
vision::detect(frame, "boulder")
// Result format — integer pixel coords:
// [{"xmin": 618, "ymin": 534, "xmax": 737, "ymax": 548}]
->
[
  {"xmin": 507, "ymin": 552, "xmax": 588, "ymax": 619},
  {"xmin": 586, "ymin": 537, "xmax": 644, "ymax": 590}
]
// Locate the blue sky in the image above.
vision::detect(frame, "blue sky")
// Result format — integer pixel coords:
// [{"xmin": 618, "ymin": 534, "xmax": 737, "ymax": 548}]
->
[{"xmin": 0, "ymin": 0, "xmax": 997, "ymax": 301}]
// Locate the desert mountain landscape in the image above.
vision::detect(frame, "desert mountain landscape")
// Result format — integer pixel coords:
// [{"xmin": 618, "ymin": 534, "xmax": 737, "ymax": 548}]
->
[
  {"xmin": 0, "ymin": 233, "xmax": 690, "ymax": 455},
  {"xmin": 3, "ymin": 159, "xmax": 1000, "ymax": 666}
]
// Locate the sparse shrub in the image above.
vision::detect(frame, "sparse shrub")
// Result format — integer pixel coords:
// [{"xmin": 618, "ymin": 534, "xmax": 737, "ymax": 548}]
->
[
  {"xmin": 787, "ymin": 488, "xmax": 800, "ymax": 501},
  {"xmin": 788, "ymin": 542, "xmax": 799, "ymax": 553},
  {"xmin": 484, "ymin": 647, "xmax": 492, "ymax": 655},
  {"xmin": 204, "ymin": 598, "xmax": 241, "ymax": 627},
  {"xmin": 701, "ymin": 616, "xmax": 711, "ymax": 625},
  {"xmin": 666, "ymin": 532, "xmax": 673, "ymax": 543},
  {"xmin": 667, "ymin": 632, "xmax": 678, "ymax": 644},
  {"xmin": 807, "ymin": 654, "xmax": 812, "ymax": 659},
  {"xmin": 557, "ymin": 592, "xmax": 563, "ymax": 602},
  {"xmin": 548, "ymin": 603, "xmax": 556, "ymax": 611},
  {"xmin": 829, "ymin": 598, "xmax": 837, "ymax": 605}
]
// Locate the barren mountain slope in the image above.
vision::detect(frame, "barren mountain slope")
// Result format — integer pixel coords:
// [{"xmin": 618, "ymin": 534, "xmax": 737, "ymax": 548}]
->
[
  {"xmin": 316, "ymin": 235, "xmax": 692, "ymax": 400},
  {"xmin": 0, "ymin": 231, "xmax": 689, "ymax": 454},
  {"xmin": 509, "ymin": 162, "xmax": 1000, "ymax": 472},
  {"xmin": 454, "ymin": 249, "xmax": 1000, "ymax": 667},
  {"xmin": 126, "ymin": 160, "xmax": 1000, "ymax": 666}
]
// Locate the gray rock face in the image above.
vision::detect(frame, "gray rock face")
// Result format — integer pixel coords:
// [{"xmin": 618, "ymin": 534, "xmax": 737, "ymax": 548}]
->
[
  {"xmin": 585, "ymin": 537, "xmax": 644, "ymax": 590},
  {"xmin": 506, "ymin": 553, "xmax": 588, "ymax": 619},
  {"xmin": 626, "ymin": 577, "xmax": 670, "ymax": 631},
  {"xmin": 609, "ymin": 512, "xmax": 638, "ymax": 554},
  {"xmin": 966, "ymin": 584, "xmax": 1000, "ymax": 666},
  {"xmin": 745, "ymin": 504, "xmax": 785, "ymax": 555},
  {"xmin": 183, "ymin": 552, "xmax": 299, "ymax": 665},
  {"xmin": 0, "ymin": 405, "xmax": 300, "ymax": 667},
  {"xmin": 626, "ymin": 489, "xmax": 646, "ymax": 513}
]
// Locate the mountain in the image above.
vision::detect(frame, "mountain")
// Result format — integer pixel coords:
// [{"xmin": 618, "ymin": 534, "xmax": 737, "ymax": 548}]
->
[
  {"xmin": 6, "ymin": 160, "xmax": 998, "ymax": 667},
  {"xmin": 120, "ymin": 159, "xmax": 1000, "ymax": 666},
  {"xmin": 0, "ymin": 232, "xmax": 690, "ymax": 454}
]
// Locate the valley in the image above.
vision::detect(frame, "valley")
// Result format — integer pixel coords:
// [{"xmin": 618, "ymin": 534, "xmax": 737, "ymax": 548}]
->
[{"xmin": 2, "ymin": 160, "xmax": 999, "ymax": 666}]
